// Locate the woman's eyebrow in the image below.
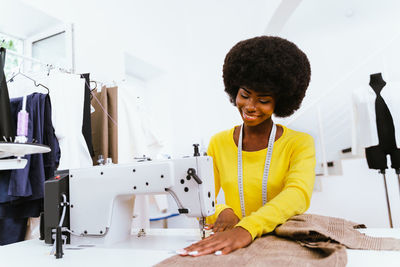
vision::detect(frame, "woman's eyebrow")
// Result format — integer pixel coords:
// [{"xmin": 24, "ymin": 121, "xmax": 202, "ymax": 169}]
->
[{"xmin": 241, "ymin": 87, "xmax": 273, "ymax": 97}]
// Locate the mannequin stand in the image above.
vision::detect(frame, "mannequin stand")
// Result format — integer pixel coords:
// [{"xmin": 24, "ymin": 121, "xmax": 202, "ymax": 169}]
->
[
  {"xmin": 396, "ymin": 169, "xmax": 400, "ymax": 196},
  {"xmin": 379, "ymin": 169, "xmax": 393, "ymax": 228}
]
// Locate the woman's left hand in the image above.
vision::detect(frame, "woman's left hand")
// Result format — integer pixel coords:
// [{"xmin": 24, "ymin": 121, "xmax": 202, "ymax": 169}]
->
[{"xmin": 179, "ymin": 227, "xmax": 252, "ymax": 256}]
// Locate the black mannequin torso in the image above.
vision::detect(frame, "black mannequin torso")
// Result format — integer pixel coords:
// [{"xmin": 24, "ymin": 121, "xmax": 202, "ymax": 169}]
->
[
  {"xmin": 365, "ymin": 73, "xmax": 400, "ymax": 171},
  {"xmin": 369, "ymin": 73, "xmax": 396, "ymax": 151}
]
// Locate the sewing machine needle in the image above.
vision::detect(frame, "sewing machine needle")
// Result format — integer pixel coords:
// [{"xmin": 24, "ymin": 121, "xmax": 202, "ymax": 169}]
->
[{"xmin": 200, "ymin": 217, "xmax": 206, "ymax": 239}]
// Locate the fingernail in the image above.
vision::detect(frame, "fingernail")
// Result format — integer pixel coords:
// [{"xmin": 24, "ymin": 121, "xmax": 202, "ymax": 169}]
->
[
  {"xmin": 176, "ymin": 249, "xmax": 187, "ymax": 255},
  {"xmin": 188, "ymin": 251, "xmax": 198, "ymax": 256},
  {"xmin": 215, "ymin": 250, "xmax": 222, "ymax": 256}
]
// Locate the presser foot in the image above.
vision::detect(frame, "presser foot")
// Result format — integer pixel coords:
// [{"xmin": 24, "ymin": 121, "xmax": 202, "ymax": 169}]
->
[{"xmin": 137, "ymin": 228, "xmax": 146, "ymax": 237}]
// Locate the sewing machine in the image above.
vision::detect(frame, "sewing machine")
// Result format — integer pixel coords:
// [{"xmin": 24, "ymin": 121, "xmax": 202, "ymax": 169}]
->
[{"xmin": 42, "ymin": 154, "xmax": 215, "ymax": 255}]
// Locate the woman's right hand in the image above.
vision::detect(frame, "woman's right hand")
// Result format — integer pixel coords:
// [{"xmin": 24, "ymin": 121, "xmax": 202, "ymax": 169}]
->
[{"xmin": 209, "ymin": 208, "xmax": 240, "ymax": 233}]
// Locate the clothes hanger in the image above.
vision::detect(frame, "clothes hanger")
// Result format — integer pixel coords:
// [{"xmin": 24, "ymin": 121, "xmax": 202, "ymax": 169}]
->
[
  {"xmin": 90, "ymin": 80, "xmax": 97, "ymax": 91},
  {"xmin": 89, "ymin": 80, "xmax": 98, "ymax": 100},
  {"xmin": 7, "ymin": 66, "xmax": 50, "ymax": 94}
]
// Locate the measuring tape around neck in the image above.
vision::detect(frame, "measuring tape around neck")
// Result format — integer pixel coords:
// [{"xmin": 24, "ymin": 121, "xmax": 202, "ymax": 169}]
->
[{"xmin": 237, "ymin": 122, "xmax": 276, "ymax": 218}]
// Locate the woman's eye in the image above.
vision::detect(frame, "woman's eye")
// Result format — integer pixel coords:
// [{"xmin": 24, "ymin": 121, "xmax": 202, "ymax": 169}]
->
[
  {"xmin": 259, "ymin": 99, "xmax": 270, "ymax": 104},
  {"xmin": 240, "ymin": 94, "xmax": 249, "ymax": 99}
]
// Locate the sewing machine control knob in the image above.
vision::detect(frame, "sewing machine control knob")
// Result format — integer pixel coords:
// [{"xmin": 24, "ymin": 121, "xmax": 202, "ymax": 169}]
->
[
  {"xmin": 187, "ymin": 168, "xmax": 202, "ymax": 184},
  {"xmin": 193, "ymin": 144, "xmax": 200, "ymax": 156}
]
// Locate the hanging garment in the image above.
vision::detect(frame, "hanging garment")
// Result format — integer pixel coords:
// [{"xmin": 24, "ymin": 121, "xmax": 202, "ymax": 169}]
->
[
  {"xmin": 47, "ymin": 72, "xmax": 92, "ymax": 169},
  {"xmin": 117, "ymin": 83, "xmax": 163, "ymax": 162},
  {"xmin": 0, "ymin": 47, "xmax": 15, "ymax": 140},
  {"xmin": 352, "ymin": 83, "xmax": 400, "ymax": 156},
  {"xmin": 0, "ymin": 93, "xmax": 60, "ymax": 245},
  {"xmin": 0, "ymin": 218, "xmax": 27, "ymax": 246},
  {"xmin": 156, "ymin": 214, "xmax": 400, "ymax": 267},
  {"xmin": 0, "ymin": 93, "xmax": 59, "ymax": 202},
  {"xmin": 80, "ymin": 73, "xmax": 95, "ymax": 157},
  {"xmin": 91, "ymin": 85, "xmax": 118, "ymax": 164}
]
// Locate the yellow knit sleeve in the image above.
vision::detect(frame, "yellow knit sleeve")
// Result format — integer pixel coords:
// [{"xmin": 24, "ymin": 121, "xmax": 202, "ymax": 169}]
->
[
  {"xmin": 205, "ymin": 135, "xmax": 233, "ymax": 225},
  {"xmin": 236, "ymin": 134, "xmax": 316, "ymax": 239}
]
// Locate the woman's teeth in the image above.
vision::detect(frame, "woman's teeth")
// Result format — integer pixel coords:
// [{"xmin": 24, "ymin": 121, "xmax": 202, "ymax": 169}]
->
[{"xmin": 243, "ymin": 113, "xmax": 257, "ymax": 120}]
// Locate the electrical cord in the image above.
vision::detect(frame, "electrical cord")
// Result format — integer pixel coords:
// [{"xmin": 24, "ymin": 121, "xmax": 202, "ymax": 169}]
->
[{"xmin": 50, "ymin": 194, "xmax": 68, "ymax": 256}]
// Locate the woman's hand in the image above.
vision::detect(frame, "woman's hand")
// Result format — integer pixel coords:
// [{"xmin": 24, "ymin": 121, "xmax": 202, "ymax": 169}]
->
[
  {"xmin": 178, "ymin": 227, "xmax": 252, "ymax": 256},
  {"xmin": 209, "ymin": 208, "xmax": 240, "ymax": 233}
]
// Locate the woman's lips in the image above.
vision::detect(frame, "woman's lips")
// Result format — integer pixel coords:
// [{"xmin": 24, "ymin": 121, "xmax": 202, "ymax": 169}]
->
[{"xmin": 243, "ymin": 112, "xmax": 258, "ymax": 121}]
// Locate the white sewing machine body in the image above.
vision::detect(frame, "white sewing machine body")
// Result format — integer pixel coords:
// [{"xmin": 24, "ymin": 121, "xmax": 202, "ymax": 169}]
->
[{"xmin": 43, "ymin": 156, "xmax": 215, "ymax": 247}]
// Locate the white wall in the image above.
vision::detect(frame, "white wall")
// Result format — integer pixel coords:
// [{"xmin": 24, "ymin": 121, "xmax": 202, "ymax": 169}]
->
[
  {"xmin": 22, "ymin": 0, "xmax": 282, "ymax": 157},
  {"xmin": 276, "ymin": 1, "xmax": 400, "ymax": 164},
  {"xmin": 308, "ymin": 158, "xmax": 400, "ymax": 228}
]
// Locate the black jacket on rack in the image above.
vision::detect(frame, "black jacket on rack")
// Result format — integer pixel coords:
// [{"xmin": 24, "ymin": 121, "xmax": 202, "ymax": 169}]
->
[{"xmin": 0, "ymin": 47, "xmax": 15, "ymax": 140}]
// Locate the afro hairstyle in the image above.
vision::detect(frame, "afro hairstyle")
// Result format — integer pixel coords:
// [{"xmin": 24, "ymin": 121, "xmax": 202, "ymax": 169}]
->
[{"xmin": 223, "ymin": 36, "xmax": 311, "ymax": 117}]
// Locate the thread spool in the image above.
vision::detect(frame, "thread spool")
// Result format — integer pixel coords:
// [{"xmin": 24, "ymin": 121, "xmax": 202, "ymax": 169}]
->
[
  {"xmin": 15, "ymin": 95, "xmax": 29, "ymax": 143},
  {"xmin": 17, "ymin": 111, "xmax": 29, "ymax": 136}
]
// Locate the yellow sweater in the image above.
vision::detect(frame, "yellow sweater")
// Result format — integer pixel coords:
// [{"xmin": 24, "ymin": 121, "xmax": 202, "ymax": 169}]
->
[{"xmin": 206, "ymin": 124, "xmax": 316, "ymax": 240}]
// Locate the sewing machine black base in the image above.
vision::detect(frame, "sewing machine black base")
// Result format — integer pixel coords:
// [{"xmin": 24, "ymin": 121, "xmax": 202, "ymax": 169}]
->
[{"xmin": 42, "ymin": 170, "xmax": 71, "ymax": 245}]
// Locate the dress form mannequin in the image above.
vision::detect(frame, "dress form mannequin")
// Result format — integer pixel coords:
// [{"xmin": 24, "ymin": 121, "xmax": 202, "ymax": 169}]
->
[{"xmin": 365, "ymin": 72, "xmax": 400, "ymax": 228}]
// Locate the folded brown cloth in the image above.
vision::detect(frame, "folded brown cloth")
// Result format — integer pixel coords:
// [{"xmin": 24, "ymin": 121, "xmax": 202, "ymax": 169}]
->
[
  {"xmin": 91, "ymin": 86, "xmax": 118, "ymax": 165},
  {"xmin": 156, "ymin": 214, "xmax": 400, "ymax": 267},
  {"xmin": 275, "ymin": 214, "xmax": 400, "ymax": 251}
]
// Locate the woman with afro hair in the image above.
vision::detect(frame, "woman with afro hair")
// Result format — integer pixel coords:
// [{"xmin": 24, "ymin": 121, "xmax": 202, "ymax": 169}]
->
[{"xmin": 180, "ymin": 36, "xmax": 316, "ymax": 256}]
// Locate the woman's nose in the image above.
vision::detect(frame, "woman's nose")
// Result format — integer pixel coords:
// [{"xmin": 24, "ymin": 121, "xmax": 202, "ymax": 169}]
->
[{"xmin": 244, "ymin": 99, "xmax": 257, "ymax": 112}]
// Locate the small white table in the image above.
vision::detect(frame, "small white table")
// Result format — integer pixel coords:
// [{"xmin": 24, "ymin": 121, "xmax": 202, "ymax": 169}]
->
[
  {"xmin": 0, "ymin": 142, "xmax": 51, "ymax": 158},
  {"xmin": 0, "ymin": 228, "xmax": 399, "ymax": 267},
  {"xmin": 0, "ymin": 142, "xmax": 51, "ymax": 170}
]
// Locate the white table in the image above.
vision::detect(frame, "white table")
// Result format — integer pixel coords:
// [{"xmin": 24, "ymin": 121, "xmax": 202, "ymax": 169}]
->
[{"xmin": 0, "ymin": 228, "xmax": 399, "ymax": 267}]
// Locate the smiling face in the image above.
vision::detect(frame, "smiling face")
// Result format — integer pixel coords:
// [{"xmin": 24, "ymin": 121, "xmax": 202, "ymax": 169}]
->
[{"xmin": 235, "ymin": 87, "xmax": 275, "ymax": 127}]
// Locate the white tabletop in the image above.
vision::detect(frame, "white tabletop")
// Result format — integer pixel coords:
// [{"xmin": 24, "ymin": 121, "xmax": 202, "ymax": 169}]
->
[{"xmin": 0, "ymin": 228, "xmax": 399, "ymax": 267}]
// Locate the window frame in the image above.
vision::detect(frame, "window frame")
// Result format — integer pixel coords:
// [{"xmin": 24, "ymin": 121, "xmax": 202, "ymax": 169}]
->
[{"xmin": 24, "ymin": 23, "xmax": 75, "ymax": 72}]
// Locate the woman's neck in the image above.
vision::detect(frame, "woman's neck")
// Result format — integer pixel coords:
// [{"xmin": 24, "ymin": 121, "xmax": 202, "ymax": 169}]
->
[
  {"xmin": 243, "ymin": 118, "xmax": 273, "ymax": 138},
  {"xmin": 234, "ymin": 118, "xmax": 282, "ymax": 151}
]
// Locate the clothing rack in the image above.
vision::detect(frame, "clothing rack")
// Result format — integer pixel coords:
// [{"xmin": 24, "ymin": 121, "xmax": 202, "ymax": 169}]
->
[{"xmin": 3, "ymin": 48, "xmax": 73, "ymax": 74}]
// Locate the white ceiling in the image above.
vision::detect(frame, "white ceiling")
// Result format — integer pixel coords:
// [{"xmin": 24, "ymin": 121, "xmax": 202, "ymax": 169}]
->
[{"xmin": 0, "ymin": 0, "xmax": 61, "ymax": 39}]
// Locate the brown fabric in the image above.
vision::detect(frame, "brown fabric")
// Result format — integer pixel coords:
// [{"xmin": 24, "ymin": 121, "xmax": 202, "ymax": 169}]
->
[
  {"xmin": 275, "ymin": 214, "xmax": 400, "ymax": 251},
  {"xmin": 91, "ymin": 86, "xmax": 118, "ymax": 164},
  {"xmin": 157, "ymin": 234, "xmax": 346, "ymax": 267},
  {"xmin": 156, "ymin": 214, "xmax": 400, "ymax": 267}
]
